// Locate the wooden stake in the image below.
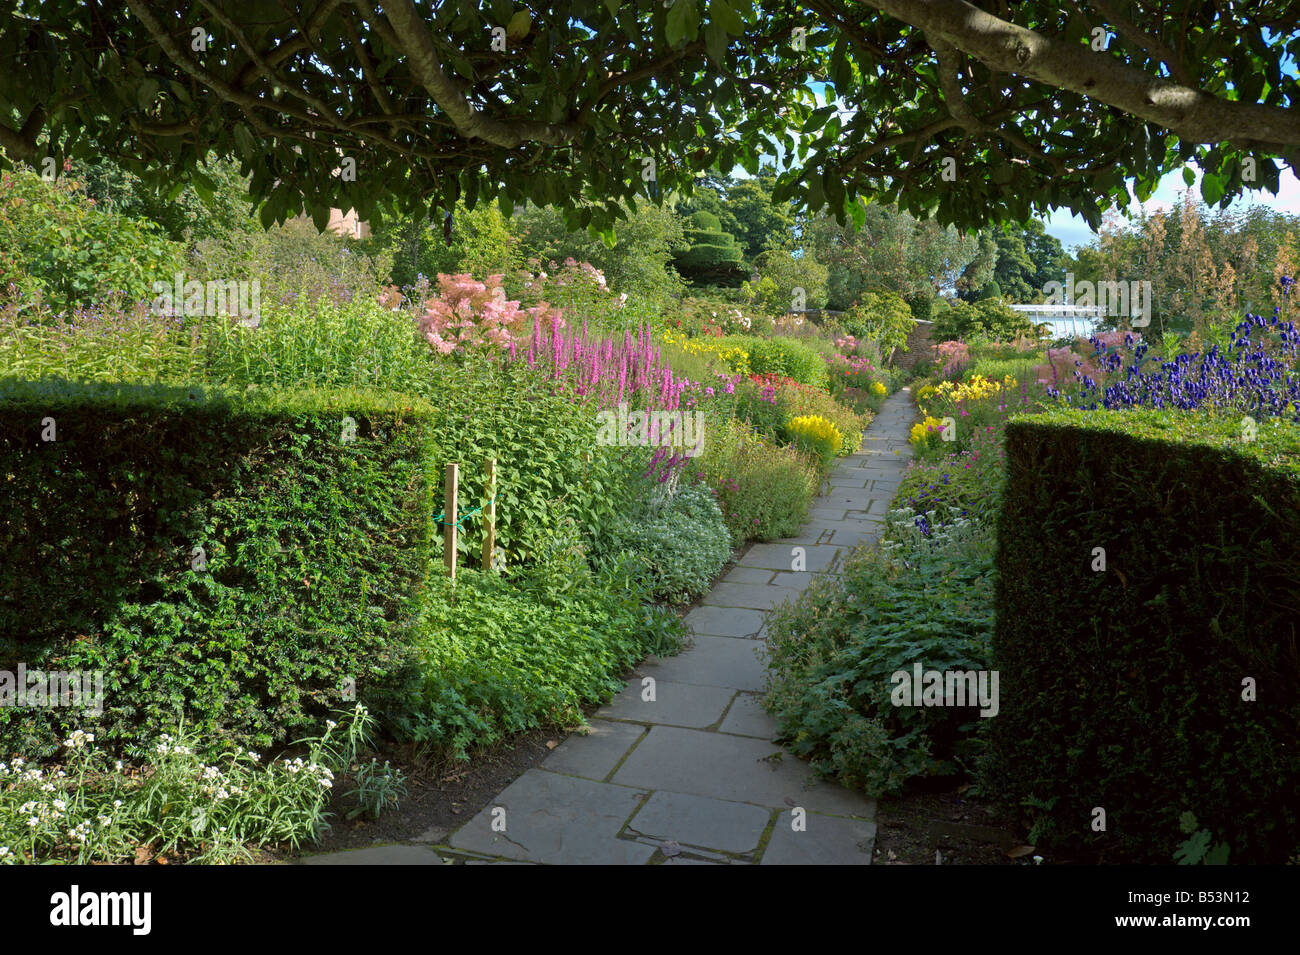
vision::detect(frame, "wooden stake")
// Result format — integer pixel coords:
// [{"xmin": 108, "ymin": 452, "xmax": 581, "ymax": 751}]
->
[
  {"xmin": 444, "ymin": 463, "xmax": 458, "ymax": 581},
  {"xmin": 483, "ymin": 458, "xmax": 497, "ymax": 572}
]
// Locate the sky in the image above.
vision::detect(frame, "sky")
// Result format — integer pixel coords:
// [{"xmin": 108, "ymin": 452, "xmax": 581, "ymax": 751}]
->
[{"xmin": 1042, "ymin": 162, "xmax": 1300, "ymax": 251}]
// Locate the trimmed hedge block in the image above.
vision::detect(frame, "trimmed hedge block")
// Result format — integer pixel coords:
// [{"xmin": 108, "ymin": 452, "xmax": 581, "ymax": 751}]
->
[
  {"xmin": 990, "ymin": 408, "xmax": 1299, "ymax": 863},
  {"xmin": 0, "ymin": 379, "xmax": 436, "ymax": 757}
]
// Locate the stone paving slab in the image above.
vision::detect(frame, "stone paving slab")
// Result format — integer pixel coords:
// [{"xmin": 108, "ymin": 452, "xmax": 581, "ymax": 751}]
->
[
  {"xmin": 683, "ymin": 604, "xmax": 766, "ymax": 638},
  {"xmin": 701, "ymin": 581, "xmax": 801, "ymax": 611},
  {"xmin": 542, "ymin": 719, "xmax": 645, "ymax": 780},
  {"xmin": 610, "ymin": 725, "xmax": 876, "ymax": 816},
  {"xmin": 637, "ymin": 636, "xmax": 766, "ymax": 691},
  {"xmin": 769, "ymin": 570, "xmax": 817, "ymax": 590},
  {"xmin": 760, "ymin": 812, "xmax": 878, "ymax": 865},
  {"xmin": 598, "ymin": 679, "xmax": 737, "ymax": 727},
  {"xmin": 719, "ymin": 691, "xmax": 780, "ymax": 739},
  {"xmin": 625, "ymin": 790, "xmax": 772, "ymax": 855},
  {"xmin": 721, "ymin": 566, "xmax": 775, "ymax": 585},
  {"xmin": 737, "ymin": 542, "xmax": 842, "ymax": 573},
  {"xmin": 448, "ymin": 770, "xmax": 656, "ymax": 864}
]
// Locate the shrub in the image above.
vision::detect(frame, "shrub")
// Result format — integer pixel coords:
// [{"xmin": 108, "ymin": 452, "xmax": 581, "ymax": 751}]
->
[
  {"xmin": 727, "ymin": 335, "xmax": 829, "ymax": 389},
  {"xmin": 203, "ymin": 294, "xmax": 433, "ymax": 394},
  {"xmin": 841, "ymin": 292, "xmax": 914, "ymax": 361},
  {"xmin": 990, "ymin": 408, "xmax": 1300, "ymax": 863},
  {"xmin": 404, "ymin": 559, "xmax": 685, "ymax": 757},
  {"xmin": 744, "ymin": 248, "xmax": 829, "ymax": 314},
  {"xmin": 932, "ymin": 298, "xmax": 1038, "ymax": 343},
  {"xmin": 764, "ymin": 519, "xmax": 996, "ymax": 795},
  {"xmin": 674, "ymin": 211, "xmax": 746, "ymax": 285},
  {"xmin": 0, "ymin": 381, "xmax": 435, "ymax": 758},
  {"xmin": 595, "ymin": 481, "xmax": 731, "ymax": 603},
  {"xmin": 784, "ymin": 413, "xmax": 843, "ymax": 468},
  {"xmin": 906, "ymin": 293, "xmax": 934, "ymax": 323},
  {"xmin": 778, "ymin": 384, "xmax": 869, "ymax": 455},
  {"xmin": 0, "ymin": 704, "xmax": 383, "ymax": 864},
  {"xmin": 693, "ymin": 417, "xmax": 817, "ymax": 541},
  {"xmin": 0, "ymin": 167, "xmax": 185, "ymax": 313}
]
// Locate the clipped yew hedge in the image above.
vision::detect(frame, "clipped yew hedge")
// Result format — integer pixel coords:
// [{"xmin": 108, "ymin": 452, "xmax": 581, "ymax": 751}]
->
[
  {"xmin": 990, "ymin": 408, "xmax": 1299, "ymax": 863},
  {"xmin": 0, "ymin": 379, "xmax": 436, "ymax": 758}
]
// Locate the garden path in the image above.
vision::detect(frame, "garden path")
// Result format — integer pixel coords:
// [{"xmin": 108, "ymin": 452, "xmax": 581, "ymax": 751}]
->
[{"xmin": 303, "ymin": 388, "xmax": 917, "ymax": 865}]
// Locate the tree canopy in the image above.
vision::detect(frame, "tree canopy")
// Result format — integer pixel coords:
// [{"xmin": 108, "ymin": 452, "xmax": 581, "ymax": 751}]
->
[{"xmin": 2, "ymin": 1, "xmax": 1296, "ymax": 233}]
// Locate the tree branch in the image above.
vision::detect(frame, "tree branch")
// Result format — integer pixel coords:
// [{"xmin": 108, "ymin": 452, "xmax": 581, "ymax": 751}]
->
[
  {"xmin": 858, "ymin": 0, "xmax": 1300, "ymax": 150},
  {"xmin": 365, "ymin": 0, "xmax": 577, "ymax": 148}
]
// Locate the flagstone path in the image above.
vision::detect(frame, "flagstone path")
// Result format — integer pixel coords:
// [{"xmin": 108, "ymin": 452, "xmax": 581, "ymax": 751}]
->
[{"xmin": 302, "ymin": 388, "xmax": 916, "ymax": 865}]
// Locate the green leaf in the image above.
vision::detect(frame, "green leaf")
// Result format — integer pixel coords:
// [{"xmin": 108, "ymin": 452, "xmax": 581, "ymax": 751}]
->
[
  {"xmin": 665, "ymin": 0, "xmax": 700, "ymax": 47},
  {"xmin": 1182, "ymin": 165, "xmax": 1196, "ymax": 187},
  {"xmin": 190, "ymin": 171, "xmax": 216, "ymax": 205},
  {"xmin": 233, "ymin": 124, "xmax": 258, "ymax": 160},
  {"xmin": 704, "ymin": 20, "xmax": 728, "ymax": 65},
  {"xmin": 136, "ymin": 78, "xmax": 159, "ymax": 112},
  {"xmin": 506, "ymin": 10, "xmax": 531, "ymax": 40},
  {"xmin": 310, "ymin": 203, "xmax": 330, "ymax": 232},
  {"xmin": 710, "ymin": 0, "xmax": 746, "ymax": 36},
  {"xmin": 1200, "ymin": 171, "xmax": 1225, "ymax": 205}
]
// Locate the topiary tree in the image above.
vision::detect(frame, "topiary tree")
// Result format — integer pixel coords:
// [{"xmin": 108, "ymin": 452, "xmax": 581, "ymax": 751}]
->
[
  {"xmin": 978, "ymin": 280, "xmax": 1004, "ymax": 301},
  {"xmin": 673, "ymin": 210, "xmax": 746, "ymax": 287}
]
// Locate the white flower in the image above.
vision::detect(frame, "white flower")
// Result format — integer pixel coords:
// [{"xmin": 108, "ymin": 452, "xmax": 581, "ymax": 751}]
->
[
  {"xmin": 0, "ymin": 847, "xmax": 11, "ymax": 858},
  {"xmin": 26, "ymin": 818, "xmax": 38, "ymax": 829},
  {"xmin": 62, "ymin": 729, "xmax": 95, "ymax": 749},
  {"xmin": 325, "ymin": 720, "xmax": 338, "ymax": 731},
  {"xmin": 97, "ymin": 816, "xmax": 112, "ymax": 827},
  {"xmin": 114, "ymin": 760, "xmax": 123, "ymax": 771},
  {"xmin": 52, "ymin": 799, "xmax": 67, "ymax": 812},
  {"xmin": 113, "ymin": 800, "xmax": 123, "ymax": 809}
]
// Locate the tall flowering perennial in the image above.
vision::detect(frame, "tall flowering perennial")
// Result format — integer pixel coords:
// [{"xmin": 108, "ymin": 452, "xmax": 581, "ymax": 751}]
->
[
  {"xmin": 417, "ymin": 273, "xmax": 553, "ymax": 355},
  {"xmin": 1051, "ymin": 288, "xmax": 1300, "ymax": 422},
  {"xmin": 933, "ymin": 340, "xmax": 970, "ymax": 379}
]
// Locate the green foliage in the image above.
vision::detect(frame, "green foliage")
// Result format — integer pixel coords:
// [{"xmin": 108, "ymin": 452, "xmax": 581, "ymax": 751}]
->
[
  {"xmin": 1174, "ymin": 813, "xmax": 1231, "ymax": 865},
  {"xmin": 78, "ymin": 156, "xmax": 258, "ymax": 247},
  {"xmin": 743, "ymin": 248, "xmax": 829, "ymax": 314},
  {"xmin": 0, "ymin": 167, "xmax": 185, "ymax": 313},
  {"xmin": 419, "ymin": 358, "xmax": 627, "ymax": 569},
  {"xmin": 512, "ymin": 200, "xmax": 687, "ymax": 303},
  {"xmin": 405, "ymin": 560, "xmax": 685, "ymax": 758},
  {"xmin": 990, "ymin": 408, "xmax": 1300, "ymax": 863},
  {"xmin": 905, "ymin": 293, "xmax": 933, "ymax": 323},
  {"xmin": 978, "ymin": 280, "xmax": 1003, "ymax": 300},
  {"xmin": 0, "ymin": 704, "xmax": 387, "ymax": 864},
  {"xmin": 931, "ymin": 297, "xmax": 1040, "ymax": 342},
  {"xmin": 695, "ymin": 417, "xmax": 819, "ymax": 541},
  {"xmin": 365, "ymin": 200, "xmax": 519, "ymax": 290},
  {"xmin": 840, "ymin": 291, "xmax": 915, "ymax": 360},
  {"xmin": 726, "ymin": 335, "xmax": 829, "ymax": 388},
  {"xmin": 0, "ymin": 381, "xmax": 435, "ymax": 759},
  {"xmin": 191, "ymin": 217, "xmax": 390, "ymax": 306},
  {"xmin": 806, "ymin": 205, "xmax": 982, "ymax": 309},
  {"xmin": 764, "ymin": 520, "xmax": 996, "ymax": 795},
  {"xmin": 595, "ymin": 481, "xmax": 732, "ymax": 604},
  {"xmin": 203, "ymin": 295, "xmax": 432, "ymax": 393},
  {"xmin": 674, "ymin": 210, "xmax": 747, "ymax": 285}
]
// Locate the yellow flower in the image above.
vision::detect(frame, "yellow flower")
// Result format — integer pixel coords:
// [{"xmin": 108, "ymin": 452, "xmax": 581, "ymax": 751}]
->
[
  {"xmin": 909, "ymin": 415, "xmax": 944, "ymax": 445},
  {"xmin": 786, "ymin": 414, "xmax": 843, "ymax": 456},
  {"xmin": 870, "ymin": 381, "xmax": 887, "ymax": 396}
]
